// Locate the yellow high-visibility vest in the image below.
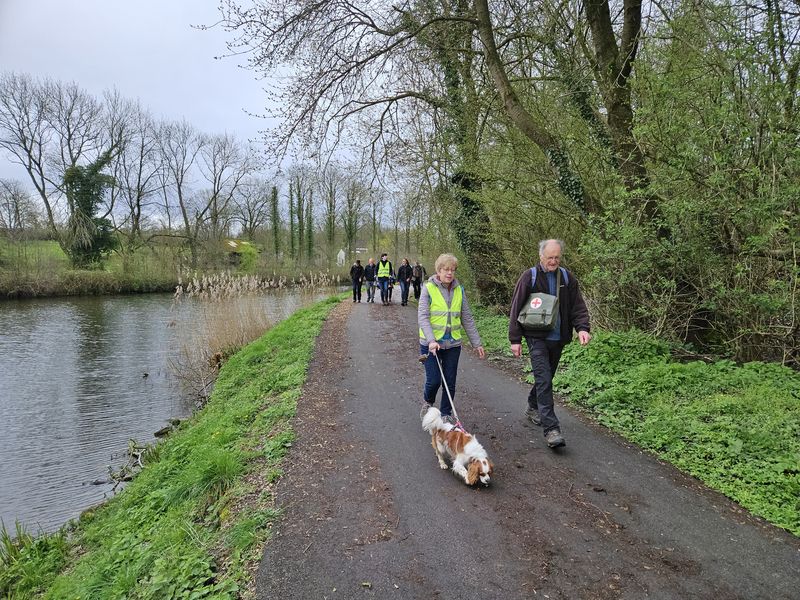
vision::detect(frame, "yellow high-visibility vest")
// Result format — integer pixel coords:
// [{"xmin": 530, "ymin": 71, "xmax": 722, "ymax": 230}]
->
[
  {"xmin": 419, "ymin": 282, "xmax": 462, "ymax": 342},
  {"xmin": 378, "ymin": 260, "xmax": 391, "ymax": 277}
]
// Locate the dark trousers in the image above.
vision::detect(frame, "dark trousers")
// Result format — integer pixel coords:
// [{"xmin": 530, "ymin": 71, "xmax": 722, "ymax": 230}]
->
[
  {"xmin": 525, "ymin": 338, "xmax": 565, "ymax": 433},
  {"xmin": 412, "ymin": 278, "xmax": 422, "ymax": 299},
  {"xmin": 378, "ymin": 277, "xmax": 390, "ymax": 302},
  {"xmin": 352, "ymin": 280, "xmax": 362, "ymax": 301},
  {"xmin": 421, "ymin": 344, "xmax": 461, "ymax": 417},
  {"xmin": 399, "ymin": 280, "xmax": 410, "ymax": 304},
  {"xmin": 366, "ymin": 280, "xmax": 376, "ymax": 301}
]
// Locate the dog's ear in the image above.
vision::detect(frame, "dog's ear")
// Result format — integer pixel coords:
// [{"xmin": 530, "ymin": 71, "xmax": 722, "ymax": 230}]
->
[{"xmin": 466, "ymin": 460, "xmax": 481, "ymax": 486}]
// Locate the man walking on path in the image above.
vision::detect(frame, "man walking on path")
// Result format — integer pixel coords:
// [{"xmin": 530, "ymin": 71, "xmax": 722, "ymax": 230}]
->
[
  {"xmin": 377, "ymin": 253, "xmax": 394, "ymax": 305},
  {"xmin": 411, "ymin": 260, "xmax": 427, "ymax": 300},
  {"xmin": 508, "ymin": 239, "xmax": 591, "ymax": 448},
  {"xmin": 364, "ymin": 257, "xmax": 378, "ymax": 303},
  {"xmin": 349, "ymin": 259, "xmax": 364, "ymax": 303}
]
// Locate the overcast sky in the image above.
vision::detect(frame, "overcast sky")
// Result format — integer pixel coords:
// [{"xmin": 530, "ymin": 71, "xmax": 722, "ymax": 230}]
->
[{"xmin": 0, "ymin": 0, "xmax": 272, "ymax": 181}]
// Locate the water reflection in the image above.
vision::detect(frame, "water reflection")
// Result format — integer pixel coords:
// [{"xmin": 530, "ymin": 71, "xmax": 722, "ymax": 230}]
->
[{"xmin": 0, "ymin": 288, "xmax": 335, "ymax": 533}]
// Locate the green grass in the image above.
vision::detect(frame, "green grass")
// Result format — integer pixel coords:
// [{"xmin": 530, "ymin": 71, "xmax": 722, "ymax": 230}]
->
[
  {"xmin": 472, "ymin": 311, "xmax": 800, "ymax": 536},
  {"xmin": 0, "ymin": 294, "xmax": 342, "ymax": 599}
]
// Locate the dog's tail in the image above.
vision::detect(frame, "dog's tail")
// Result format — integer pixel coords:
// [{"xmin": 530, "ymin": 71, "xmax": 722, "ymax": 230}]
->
[{"xmin": 421, "ymin": 406, "xmax": 449, "ymax": 434}]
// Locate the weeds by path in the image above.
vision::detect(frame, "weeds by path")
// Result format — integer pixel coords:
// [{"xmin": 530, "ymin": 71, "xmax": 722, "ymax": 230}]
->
[{"xmin": 473, "ymin": 308, "xmax": 800, "ymax": 537}]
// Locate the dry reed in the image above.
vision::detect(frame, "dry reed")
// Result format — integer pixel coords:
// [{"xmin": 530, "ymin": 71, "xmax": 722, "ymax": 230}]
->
[
  {"xmin": 173, "ymin": 269, "xmax": 340, "ymax": 302},
  {"xmin": 169, "ymin": 274, "xmax": 285, "ymax": 406}
]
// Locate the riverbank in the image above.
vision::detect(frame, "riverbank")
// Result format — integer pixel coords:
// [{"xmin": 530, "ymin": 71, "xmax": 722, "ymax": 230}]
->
[
  {"xmin": 0, "ymin": 269, "xmax": 178, "ymax": 299},
  {"xmin": 0, "ymin": 239, "xmax": 346, "ymax": 299},
  {"xmin": 1, "ymin": 295, "xmax": 343, "ymax": 599}
]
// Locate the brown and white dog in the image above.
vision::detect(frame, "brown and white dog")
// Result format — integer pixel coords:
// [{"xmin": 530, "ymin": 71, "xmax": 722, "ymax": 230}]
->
[{"xmin": 421, "ymin": 406, "xmax": 494, "ymax": 486}]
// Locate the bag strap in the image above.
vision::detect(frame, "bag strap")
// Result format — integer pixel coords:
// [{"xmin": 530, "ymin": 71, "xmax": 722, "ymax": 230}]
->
[
  {"xmin": 531, "ymin": 265, "xmax": 568, "ymax": 295},
  {"xmin": 556, "ymin": 267, "xmax": 561, "ymax": 300}
]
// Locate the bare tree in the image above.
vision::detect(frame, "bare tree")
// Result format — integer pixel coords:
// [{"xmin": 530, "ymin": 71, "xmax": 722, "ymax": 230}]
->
[
  {"xmin": 45, "ymin": 79, "xmax": 105, "ymax": 174},
  {"xmin": 198, "ymin": 133, "xmax": 257, "ymax": 240},
  {"xmin": 0, "ymin": 178, "xmax": 38, "ymax": 236},
  {"xmin": 0, "ymin": 74, "xmax": 118, "ymax": 249},
  {"xmin": 106, "ymin": 95, "xmax": 163, "ymax": 255},
  {"xmin": 0, "ymin": 73, "xmax": 59, "ymax": 233},
  {"xmin": 159, "ymin": 120, "xmax": 206, "ymax": 267},
  {"xmin": 233, "ymin": 178, "xmax": 272, "ymax": 240}
]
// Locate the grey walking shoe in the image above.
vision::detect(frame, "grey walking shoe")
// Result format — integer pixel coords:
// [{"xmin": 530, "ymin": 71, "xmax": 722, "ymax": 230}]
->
[
  {"xmin": 525, "ymin": 407, "xmax": 542, "ymax": 426},
  {"xmin": 441, "ymin": 414, "xmax": 457, "ymax": 426},
  {"xmin": 544, "ymin": 428, "xmax": 565, "ymax": 448},
  {"xmin": 420, "ymin": 403, "xmax": 433, "ymax": 419}
]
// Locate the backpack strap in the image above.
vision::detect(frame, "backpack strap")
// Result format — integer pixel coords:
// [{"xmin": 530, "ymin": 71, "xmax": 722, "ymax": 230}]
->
[{"xmin": 531, "ymin": 266, "xmax": 569, "ymax": 291}]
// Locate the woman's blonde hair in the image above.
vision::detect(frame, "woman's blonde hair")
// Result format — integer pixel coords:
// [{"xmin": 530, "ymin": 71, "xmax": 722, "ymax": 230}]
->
[{"xmin": 434, "ymin": 253, "xmax": 458, "ymax": 272}]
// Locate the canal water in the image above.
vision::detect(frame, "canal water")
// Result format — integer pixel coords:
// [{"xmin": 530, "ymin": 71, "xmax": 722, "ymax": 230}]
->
[{"xmin": 0, "ymin": 288, "xmax": 336, "ymax": 533}]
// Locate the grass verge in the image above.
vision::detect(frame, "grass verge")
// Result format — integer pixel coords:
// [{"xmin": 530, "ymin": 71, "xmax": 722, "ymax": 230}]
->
[
  {"xmin": 472, "ymin": 309, "xmax": 800, "ymax": 537},
  {"xmin": 0, "ymin": 295, "xmax": 342, "ymax": 599}
]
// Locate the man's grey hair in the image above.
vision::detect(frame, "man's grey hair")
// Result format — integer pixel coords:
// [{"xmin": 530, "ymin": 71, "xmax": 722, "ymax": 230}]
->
[{"xmin": 539, "ymin": 239, "xmax": 565, "ymax": 255}]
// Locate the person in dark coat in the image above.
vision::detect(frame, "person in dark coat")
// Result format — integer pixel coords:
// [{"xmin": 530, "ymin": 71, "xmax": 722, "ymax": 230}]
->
[
  {"xmin": 349, "ymin": 259, "xmax": 364, "ymax": 302},
  {"xmin": 363, "ymin": 257, "xmax": 378, "ymax": 303},
  {"xmin": 508, "ymin": 239, "xmax": 591, "ymax": 449},
  {"xmin": 397, "ymin": 258, "xmax": 414, "ymax": 306},
  {"xmin": 412, "ymin": 260, "xmax": 427, "ymax": 300}
]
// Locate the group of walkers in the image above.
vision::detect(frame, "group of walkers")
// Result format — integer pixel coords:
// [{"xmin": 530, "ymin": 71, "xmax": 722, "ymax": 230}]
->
[
  {"xmin": 417, "ymin": 239, "xmax": 592, "ymax": 450},
  {"xmin": 349, "ymin": 253, "xmax": 427, "ymax": 306},
  {"xmin": 350, "ymin": 239, "xmax": 592, "ymax": 450}
]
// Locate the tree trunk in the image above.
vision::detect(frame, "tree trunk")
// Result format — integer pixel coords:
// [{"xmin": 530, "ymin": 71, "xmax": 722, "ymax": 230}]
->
[
  {"xmin": 451, "ymin": 172, "xmax": 508, "ymax": 307},
  {"xmin": 583, "ymin": 0, "xmax": 661, "ymax": 226},
  {"xmin": 474, "ymin": 0, "xmax": 600, "ymax": 216}
]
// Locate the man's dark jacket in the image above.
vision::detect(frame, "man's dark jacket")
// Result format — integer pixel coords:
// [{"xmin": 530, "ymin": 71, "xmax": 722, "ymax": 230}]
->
[
  {"xmin": 350, "ymin": 263, "xmax": 364, "ymax": 282},
  {"xmin": 363, "ymin": 263, "xmax": 378, "ymax": 281},
  {"xmin": 508, "ymin": 265, "xmax": 590, "ymax": 344}
]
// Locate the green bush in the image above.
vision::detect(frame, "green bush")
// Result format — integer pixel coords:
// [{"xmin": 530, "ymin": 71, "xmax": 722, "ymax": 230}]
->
[{"xmin": 556, "ymin": 330, "xmax": 800, "ymax": 535}]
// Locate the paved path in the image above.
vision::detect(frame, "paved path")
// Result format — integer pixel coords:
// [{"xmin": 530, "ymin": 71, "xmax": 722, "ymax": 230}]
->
[{"xmin": 256, "ymin": 300, "xmax": 799, "ymax": 599}]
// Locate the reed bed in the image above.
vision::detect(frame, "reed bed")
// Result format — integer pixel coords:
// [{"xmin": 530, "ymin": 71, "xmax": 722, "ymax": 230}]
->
[
  {"xmin": 168, "ymin": 299, "xmax": 275, "ymax": 406},
  {"xmin": 168, "ymin": 270, "xmax": 341, "ymax": 405},
  {"xmin": 173, "ymin": 270, "xmax": 341, "ymax": 301}
]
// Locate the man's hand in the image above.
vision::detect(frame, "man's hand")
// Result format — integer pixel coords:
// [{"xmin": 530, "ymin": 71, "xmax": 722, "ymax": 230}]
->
[
  {"xmin": 511, "ymin": 343, "xmax": 522, "ymax": 358},
  {"xmin": 475, "ymin": 346, "xmax": 486, "ymax": 359},
  {"xmin": 578, "ymin": 331, "xmax": 592, "ymax": 346}
]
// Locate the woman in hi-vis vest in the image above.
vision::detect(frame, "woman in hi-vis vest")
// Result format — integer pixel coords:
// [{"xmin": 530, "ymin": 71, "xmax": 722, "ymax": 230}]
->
[{"xmin": 417, "ymin": 253, "xmax": 485, "ymax": 422}]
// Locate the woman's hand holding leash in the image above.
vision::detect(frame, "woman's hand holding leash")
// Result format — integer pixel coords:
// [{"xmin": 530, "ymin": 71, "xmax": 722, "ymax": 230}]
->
[{"xmin": 428, "ymin": 341, "xmax": 440, "ymax": 355}]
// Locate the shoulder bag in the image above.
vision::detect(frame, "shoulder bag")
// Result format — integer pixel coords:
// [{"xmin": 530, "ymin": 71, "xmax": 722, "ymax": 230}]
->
[{"xmin": 517, "ymin": 267, "xmax": 566, "ymax": 333}]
